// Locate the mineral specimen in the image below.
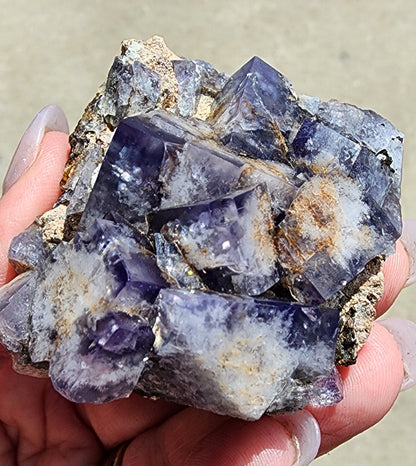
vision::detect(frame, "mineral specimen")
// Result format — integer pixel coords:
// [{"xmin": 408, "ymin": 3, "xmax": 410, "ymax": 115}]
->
[{"xmin": 0, "ymin": 37, "xmax": 403, "ymax": 420}]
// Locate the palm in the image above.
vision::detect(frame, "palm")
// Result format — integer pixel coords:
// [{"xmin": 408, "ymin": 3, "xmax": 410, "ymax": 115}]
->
[
  {"xmin": 0, "ymin": 345, "xmax": 266, "ymax": 466},
  {"xmin": 0, "ymin": 346, "xmax": 101, "ymax": 464},
  {"xmin": 0, "ymin": 327, "xmax": 406, "ymax": 466}
]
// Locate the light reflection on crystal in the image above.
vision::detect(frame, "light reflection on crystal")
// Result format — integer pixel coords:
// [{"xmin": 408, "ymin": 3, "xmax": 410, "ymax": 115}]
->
[{"xmin": 0, "ymin": 39, "xmax": 403, "ymax": 419}]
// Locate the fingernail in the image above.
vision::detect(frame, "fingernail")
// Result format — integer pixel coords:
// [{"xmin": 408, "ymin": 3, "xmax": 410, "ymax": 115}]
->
[
  {"xmin": 275, "ymin": 410, "xmax": 321, "ymax": 466},
  {"xmin": 2, "ymin": 105, "xmax": 69, "ymax": 194},
  {"xmin": 400, "ymin": 219, "xmax": 416, "ymax": 287},
  {"xmin": 379, "ymin": 317, "xmax": 416, "ymax": 392}
]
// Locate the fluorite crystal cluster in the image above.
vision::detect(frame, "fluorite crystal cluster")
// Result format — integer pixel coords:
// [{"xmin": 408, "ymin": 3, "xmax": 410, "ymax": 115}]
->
[{"xmin": 0, "ymin": 37, "xmax": 403, "ymax": 420}]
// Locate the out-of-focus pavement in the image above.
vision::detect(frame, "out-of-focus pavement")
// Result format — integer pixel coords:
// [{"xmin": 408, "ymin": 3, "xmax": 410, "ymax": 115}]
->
[{"xmin": 0, "ymin": 1, "xmax": 415, "ymax": 463}]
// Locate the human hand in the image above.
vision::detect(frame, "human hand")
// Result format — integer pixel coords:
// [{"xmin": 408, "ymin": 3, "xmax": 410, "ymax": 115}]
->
[{"xmin": 0, "ymin": 106, "xmax": 415, "ymax": 465}]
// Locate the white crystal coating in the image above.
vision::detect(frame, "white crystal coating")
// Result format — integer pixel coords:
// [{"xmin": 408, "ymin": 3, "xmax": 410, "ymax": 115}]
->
[{"xmin": 147, "ymin": 289, "xmax": 337, "ymax": 419}]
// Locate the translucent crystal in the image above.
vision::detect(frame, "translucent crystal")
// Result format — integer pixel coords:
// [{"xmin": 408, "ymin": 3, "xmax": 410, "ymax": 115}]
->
[
  {"xmin": 79, "ymin": 117, "xmax": 185, "ymax": 230},
  {"xmin": 137, "ymin": 289, "xmax": 339, "ymax": 419},
  {"xmin": 150, "ymin": 184, "xmax": 278, "ymax": 295},
  {"xmin": 28, "ymin": 219, "xmax": 166, "ymax": 402},
  {"xmin": 210, "ymin": 56, "xmax": 303, "ymax": 161},
  {"xmin": 0, "ymin": 38, "xmax": 404, "ymax": 419}
]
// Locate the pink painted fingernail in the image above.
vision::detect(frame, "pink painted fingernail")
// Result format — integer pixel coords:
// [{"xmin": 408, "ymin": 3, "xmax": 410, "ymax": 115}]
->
[
  {"xmin": 400, "ymin": 219, "xmax": 416, "ymax": 288},
  {"xmin": 275, "ymin": 410, "xmax": 321, "ymax": 466},
  {"xmin": 2, "ymin": 105, "xmax": 69, "ymax": 194},
  {"xmin": 379, "ymin": 317, "xmax": 416, "ymax": 392}
]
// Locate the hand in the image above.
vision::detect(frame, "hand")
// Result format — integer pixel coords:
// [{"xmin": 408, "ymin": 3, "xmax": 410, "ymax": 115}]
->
[{"xmin": 0, "ymin": 109, "xmax": 414, "ymax": 465}]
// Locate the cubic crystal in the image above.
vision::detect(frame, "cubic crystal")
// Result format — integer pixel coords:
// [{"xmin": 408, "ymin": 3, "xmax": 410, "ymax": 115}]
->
[
  {"xmin": 137, "ymin": 289, "xmax": 339, "ymax": 419},
  {"xmin": 0, "ymin": 38, "xmax": 403, "ymax": 419}
]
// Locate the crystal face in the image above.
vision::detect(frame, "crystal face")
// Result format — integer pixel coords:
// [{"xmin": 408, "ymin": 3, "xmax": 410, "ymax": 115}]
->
[
  {"xmin": 0, "ymin": 38, "xmax": 403, "ymax": 419},
  {"xmin": 137, "ymin": 289, "xmax": 340, "ymax": 419}
]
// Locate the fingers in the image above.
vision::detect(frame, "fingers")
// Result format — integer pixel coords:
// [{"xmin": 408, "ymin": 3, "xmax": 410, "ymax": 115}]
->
[
  {"xmin": 77, "ymin": 395, "xmax": 182, "ymax": 449},
  {"xmin": 399, "ymin": 219, "xmax": 416, "ymax": 288},
  {"xmin": 379, "ymin": 317, "xmax": 416, "ymax": 392},
  {"xmin": 2, "ymin": 105, "xmax": 69, "ymax": 195},
  {"xmin": 0, "ymin": 350, "xmax": 102, "ymax": 465},
  {"xmin": 0, "ymin": 131, "xmax": 70, "ymax": 285},
  {"xmin": 376, "ymin": 240, "xmax": 410, "ymax": 316},
  {"xmin": 308, "ymin": 323, "xmax": 404, "ymax": 455},
  {"xmin": 115, "ymin": 323, "xmax": 403, "ymax": 465},
  {"xmin": 122, "ymin": 410, "xmax": 303, "ymax": 466}
]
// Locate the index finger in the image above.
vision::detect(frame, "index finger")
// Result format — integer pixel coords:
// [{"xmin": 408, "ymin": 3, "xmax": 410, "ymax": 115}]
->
[{"xmin": 0, "ymin": 131, "xmax": 69, "ymax": 286}]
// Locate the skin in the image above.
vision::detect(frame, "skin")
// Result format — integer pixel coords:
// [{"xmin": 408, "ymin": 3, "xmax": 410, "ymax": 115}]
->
[{"xmin": 0, "ymin": 132, "xmax": 409, "ymax": 465}]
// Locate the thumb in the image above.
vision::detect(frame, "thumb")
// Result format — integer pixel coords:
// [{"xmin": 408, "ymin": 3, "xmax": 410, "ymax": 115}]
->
[{"xmin": 0, "ymin": 131, "xmax": 70, "ymax": 285}]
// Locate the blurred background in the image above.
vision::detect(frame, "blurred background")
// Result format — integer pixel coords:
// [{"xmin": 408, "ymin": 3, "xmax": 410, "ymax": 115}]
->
[{"xmin": 0, "ymin": 0, "xmax": 415, "ymax": 463}]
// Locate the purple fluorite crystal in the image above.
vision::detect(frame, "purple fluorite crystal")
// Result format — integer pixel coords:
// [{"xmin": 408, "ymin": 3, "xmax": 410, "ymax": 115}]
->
[
  {"xmin": 210, "ymin": 56, "xmax": 302, "ymax": 161},
  {"xmin": 149, "ymin": 184, "xmax": 279, "ymax": 295},
  {"xmin": 26, "ymin": 218, "xmax": 167, "ymax": 403},
  {"xmin": 79, "ymin": 117, "xmax": 185, "ymax": 231},
  {"xmin": 136, "ymin": 289, "xmax": 339, "ymax": 419},
  {"xmin": 0, "ymin": 38, "xmax": 404, "ymax": 419}
]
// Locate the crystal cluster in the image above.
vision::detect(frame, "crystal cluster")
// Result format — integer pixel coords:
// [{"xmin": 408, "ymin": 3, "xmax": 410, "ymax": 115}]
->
[{"xmin": 0, "ymin": 37, "xmax": 403, "ymax": 420}]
